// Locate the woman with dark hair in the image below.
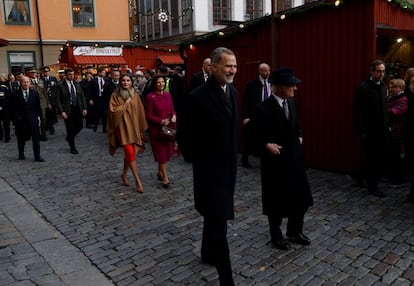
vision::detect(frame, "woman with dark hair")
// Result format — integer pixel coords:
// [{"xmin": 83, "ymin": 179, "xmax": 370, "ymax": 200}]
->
[
  {"xmin": 107, "ymin": 74, "xmax": 148, "ymax": 193},
  {"xmin": 146, "ymin": 74, "xmax": 176, "ymax": 188}
]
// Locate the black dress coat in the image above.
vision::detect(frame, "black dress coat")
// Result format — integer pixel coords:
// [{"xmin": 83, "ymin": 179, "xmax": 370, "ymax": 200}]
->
[
  {"xmin": 188, "ymin": 71, "xmax": 207, "ymax": 92},
  {"xmin": 55, "ymin": 80, "xmax": 87, "ymax": 116},
  {"xmin": 10, "ymin": 88, "xmax": 42, "ymax": 141},
  {"xmin": 251, "ymin": 96, "xmax": 313, "ymax": 217},
  {"xmin": 242, "ymin": 78, "xmax": 266, "ymax": 120},
  {"xmin": 177, "ymin": 75, "xmax": 238, "ymax": 220}
]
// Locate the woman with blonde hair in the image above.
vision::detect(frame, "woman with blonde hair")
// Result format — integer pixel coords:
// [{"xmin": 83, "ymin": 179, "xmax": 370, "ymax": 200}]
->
[{"xmin": 107, "ymin": 74, "xmax": 148, "ymax": 193}]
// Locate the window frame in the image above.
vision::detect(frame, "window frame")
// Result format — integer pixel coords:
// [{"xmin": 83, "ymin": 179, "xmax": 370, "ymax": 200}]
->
[
  {"xmin": 213, "ymin": 0, "xmax": 231, "ymax": 25},
  {"xmin": 245, "ymin": 0, "xmax": 263, "ymax": 20},
  {"xmin": 3, "ymin": 0, "xmax": 31, "ymax": 25},
  {"xmin": 71, "ymin": 0, "xmax": 95, "ymax": 27},
  {"xmin": 7, "ymin": 51, "xmax": 36, "ymax": 74}
]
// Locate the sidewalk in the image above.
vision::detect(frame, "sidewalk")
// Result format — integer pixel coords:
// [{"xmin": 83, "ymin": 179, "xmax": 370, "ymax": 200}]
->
[
  {"xmin": 0, "ymin": 178, "xmax": 114, "ymax": 286},
  {"xmin": 1, "ymin": 120, "xmax": 414, "ymax": 285}
]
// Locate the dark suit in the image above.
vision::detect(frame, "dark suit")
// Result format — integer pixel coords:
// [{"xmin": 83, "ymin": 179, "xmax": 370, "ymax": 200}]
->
[
  {"xmin": 55, "ymin": 80, "xmax": 87, "ymax": 151},
  {"xmin": 100, "ymin": 80, "xmax": 118, "ymax": 132},
  {"xmin": 177, "ymin": 75, "xmax": 237, "ymax": 285},
  {"xmin": 241, "ymin": 78, "xmax": 269, "ymax": 164},
  {"xmin": 251, "ymin": 95, "xmax": 313, "ymax": 241},
  {"xmin": 188, "ymin": 71, "xmax": 208, "ymax": 92},
  {"xmin": 9, "ymin": 88, "xmax": 42, "ymax": 160},
  {"xmin": 91, "ymin": 77, "xmax": 107, "ymax": 131},
  {"xmin": 353, "ymin": 79, "xmax": 389, "ymax": 192},
  {"xmin": 0, "ymin": 85, "xmax": 11, "ymax": 141}
]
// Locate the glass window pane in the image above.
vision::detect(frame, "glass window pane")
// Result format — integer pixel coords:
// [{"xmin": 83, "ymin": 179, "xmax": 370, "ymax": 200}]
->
[
  {"xmin": 4, "ymin": 0, "xmax": 31, "ymax": 25},
  {"xmin": 72, "ymin": 0, "xmax": 95, "ymax": 27}
]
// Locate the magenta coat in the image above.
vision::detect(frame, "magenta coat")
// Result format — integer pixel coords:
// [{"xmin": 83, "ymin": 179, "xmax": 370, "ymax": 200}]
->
[{"xmin": 146, "ymin": 91, "xmax": 176, "ymax": 163}]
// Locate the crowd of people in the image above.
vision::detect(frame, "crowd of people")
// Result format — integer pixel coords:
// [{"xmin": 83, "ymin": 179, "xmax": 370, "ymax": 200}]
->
[{"xmin": 2, "ymin": 53, "xmax": 414, "ymax": 286}]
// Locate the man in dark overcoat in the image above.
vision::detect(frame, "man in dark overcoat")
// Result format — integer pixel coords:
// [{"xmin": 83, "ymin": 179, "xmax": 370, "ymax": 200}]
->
[
  {"xmin": 9, "ymin": 76, "xmax": 44, "ymax": 162},
  {"xmin": 353, "ymin": 60, "xmax": 389, "ymax": 197},
  {"xmin": 0, "ymin": 83, "xmax": 11, "ymax": 142},
  {"xmin": 177, "ymin": 47, "xmax": 238, "ymax": 286},
  {"xmin": 55, "ymin": 67, "xmax": 87, "ymax": 154},
  {"xmin": 241, "ymin": 62, "xmax": 271, "ymax": 168},
  {"xmin": 251, "ymin": 68, "xmax": 313, "ymax": 251}
]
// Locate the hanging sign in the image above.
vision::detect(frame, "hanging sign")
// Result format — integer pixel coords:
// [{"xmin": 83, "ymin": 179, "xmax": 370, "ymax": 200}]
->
[{"xmin": 73, "ymin": 46, "xmax": 123, "ymax": 56}]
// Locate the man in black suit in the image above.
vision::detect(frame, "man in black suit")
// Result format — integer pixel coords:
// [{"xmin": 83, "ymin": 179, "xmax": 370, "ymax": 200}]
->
[
  {"xmin": 9, "ymin": 76, "xmax": 44, "ymax": 162},
  {"xmin": 0, "ymin": 83, "xmax": 11, "ymax": 142},
  {"xmin": 241, "ymin": 62, "xmax": 271, "ymax": 168},
  {"xmin": 188, "ymin": 57, "xmax": 212, "ymax": 92},
  {"xmin": 55, "ymin": 68, "xmax": 88, "ymax": 154},
  {"xmin": 100, "ymin": 69, "xmax": 120, "ymax": 133},
  {"xmin": 353, "ymin": 60, "xmax": 389, "ymax": 197},
  {"xmin": 251, "ymin": 68, "xmax": 313, "ymax": 251},
  {"xmin": 90, "ymin": 67, "xmax": 107, "ymax": 132},
  {"xmin": 177, "ymin": 47, "xmax": 237, "ymax": 286}
]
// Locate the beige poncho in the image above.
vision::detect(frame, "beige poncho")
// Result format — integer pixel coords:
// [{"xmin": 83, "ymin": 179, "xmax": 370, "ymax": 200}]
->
[{"xmin": 107, "ymin": 89, "xmax": 148, "ymax": 156}]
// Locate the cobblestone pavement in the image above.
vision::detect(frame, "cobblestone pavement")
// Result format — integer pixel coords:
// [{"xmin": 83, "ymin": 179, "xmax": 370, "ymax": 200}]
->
[{"xmin": 1, "ymin": 120, "xmax": 414, "ymax": 286}]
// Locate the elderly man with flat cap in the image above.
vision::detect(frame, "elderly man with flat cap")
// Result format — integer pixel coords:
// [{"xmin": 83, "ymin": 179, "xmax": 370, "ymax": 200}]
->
[{"xmin": 251, "ymin": 67, "xmax": 313, "ymax": 251}]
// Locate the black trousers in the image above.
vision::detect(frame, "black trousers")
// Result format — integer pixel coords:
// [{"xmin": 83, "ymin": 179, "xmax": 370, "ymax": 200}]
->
[
  {"xmin": 64, "ymin": 106, "xmax": 83, "ymax": 148},
  {"xmin": 16, "ymin": 124, "xmax": 40, "ymax": 160},
  {"xmin": 360, "ymin": 138, "xmax": 386, "ymax": 192},
  {"xmin": 93, "ymin": 101, "xmax": 107, "ymax": 131},
  {"xmin": 0, "ymin": 110, "xmax": 10, "ymax": 140},
  {"xmin": 201, "ymin": 217, "xmax": 234, "ymax": 286},
  {"xmin": 268, "ymin": 212, "xmax": 305, "ymax": 242}
]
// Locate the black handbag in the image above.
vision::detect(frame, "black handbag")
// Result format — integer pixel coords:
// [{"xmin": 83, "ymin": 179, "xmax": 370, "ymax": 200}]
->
[{"xmin": 161, "ymin": 124, "xmax": 176, "ymax": 140}]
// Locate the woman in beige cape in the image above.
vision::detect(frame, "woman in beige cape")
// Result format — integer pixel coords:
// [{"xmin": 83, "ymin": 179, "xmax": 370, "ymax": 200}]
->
[{"xmin": 107, "ymin": 74, "xmax": 148, "ymax": 192}]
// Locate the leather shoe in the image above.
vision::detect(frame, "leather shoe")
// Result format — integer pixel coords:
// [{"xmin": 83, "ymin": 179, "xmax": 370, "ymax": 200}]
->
[
  {"xmin": 241, "ymin": 159, "xmax": 252, "ymax": 168},
  {"xmin": 369, "ymin": 190, "xmax": 386, "ymax": 198},
  {"xmin": 19, "ymin": 155, "xmax": 25, "ymax": 160},
  {"xmin": 70, "ymin": 148, "xmax": 79, "ymax": 154},
  {"xmin": 272, "ymin": 239, "xmax": 291, "ymax": 250},
  {"xmin": 288, "ymin": 233, "xmax": 311, "ymax": 245},
  {"xmin": 35, "ymin": 157, "xmax": 45, "ymax": 162},
  {"xmin": 40, "ymin": 136, "xmax": 48, "ymax": 141}
]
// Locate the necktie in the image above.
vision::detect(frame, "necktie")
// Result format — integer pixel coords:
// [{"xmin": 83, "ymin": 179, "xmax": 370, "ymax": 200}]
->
[
  {"xmin": 263, "ymin": 80, "xmax": 268, "ymax": 100},
  {"xmin": 204, "ymin": 73, "xmax": 208, "ymax": 82},
  {"xmin": 24, "ymin": 91, "xmax": 29, "ymax": 102},
  {"xmin": 70, "ymin": 82, "xmax": 77, "ymax": 106},
  {"xmin": 282, "ymin": 99, "xmax": 289, "ymax": 120}
]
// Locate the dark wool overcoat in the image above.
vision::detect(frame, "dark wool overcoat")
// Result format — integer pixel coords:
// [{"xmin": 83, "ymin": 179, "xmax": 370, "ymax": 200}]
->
[
  {"xmin": 177, "ymin": 75, "xmax": 238, "ymax": 220},
  {"xmin": 251, "ymin": 95, "xmax": 313, "ymax": 217}
]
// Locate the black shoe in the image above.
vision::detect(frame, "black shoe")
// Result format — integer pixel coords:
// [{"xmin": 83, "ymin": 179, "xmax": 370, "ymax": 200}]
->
[
  {"xmin": 287, "ymin": 233, "xmax": 311, "ymax": 245},
  {"xmin": 407, "ymin": 194, "xmax": 414, "ymax": 204},
  {"xmin": 93, "ymin": 125, "xmax": 98, "ymax": 132},
  {"xmin": 369, "ymin": 190, "xmax": 386, "ymax": 198},
  {"xmin": 5, "ymin": 138, "xmax": 10, "ymax": 143},
  {"xmin": 70, "ymin": 148, "xmax": 79, "ymax": 154},
  {"xmin": 35, "ymin": 157, "xmax": 45, "ymax": 162},
  {"xmin": 40, "ymin": 136, "xmax": 48, "ymax": 141},
  {"xmin": 19, "ymin": 155, "xmax": 25, "ymax": 160},
  {"xmin": 49, "ymin": 128, "xmax": 55, "ymax": 135},
  {"xmin": 272, "ymin": 239, "xmax": 291, "ymax": 250}
]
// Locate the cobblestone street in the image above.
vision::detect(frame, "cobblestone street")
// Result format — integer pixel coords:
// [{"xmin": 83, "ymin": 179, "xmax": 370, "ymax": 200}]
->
[{"xmin": 1, "ymin": 120, "xmax": 414, "ymax": 285}]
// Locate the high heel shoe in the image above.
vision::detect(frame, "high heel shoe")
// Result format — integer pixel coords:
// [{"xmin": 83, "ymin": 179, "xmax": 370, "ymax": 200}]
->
[
  {"xmin": 156, "ymin": 172, "xmax": 163, "ymax": 181},
  {"xmin": 121, "ymin": 174, "xmax": 130, "ymax": 186},
  {"xmin": 162, "ymin": 182, "xmax": 170, "ymax": 189},
  {"xmin": 136, "ymin": 181, "xmax": 144, "ymax": 193}
]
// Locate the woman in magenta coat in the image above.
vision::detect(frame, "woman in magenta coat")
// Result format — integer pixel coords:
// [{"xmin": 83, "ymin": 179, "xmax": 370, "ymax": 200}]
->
[{"xmin": 146, "ymin": 74, "xmax": 176, "ymax": 188}]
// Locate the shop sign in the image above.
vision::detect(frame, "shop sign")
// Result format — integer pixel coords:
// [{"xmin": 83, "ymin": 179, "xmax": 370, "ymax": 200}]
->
[{"xmin": 73, "ymin": 46, "xmax": 123, "ymax": 56}]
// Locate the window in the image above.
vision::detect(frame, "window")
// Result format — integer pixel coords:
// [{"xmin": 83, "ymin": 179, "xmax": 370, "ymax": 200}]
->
[
  {"xmin": 8, "ymin": 51, "xmax": 36, "ymax": 74},
  {"xmin": 245, "ymin": 0, "xmax": 263, "ymax": 20},
  {"xmin": 72, "ymin": 0, "xmax": 95, "ymax": 27},
  {"xmin": 277, "ymin": 0, "xmax": 292, "ymax": 12},
  {"xmin": 213, "ymin": 0, "xmax": 231, "ymax": 25},
  {"xmin": 4, "ymin": 0, "xmax": 31, "ymax": 25}
]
